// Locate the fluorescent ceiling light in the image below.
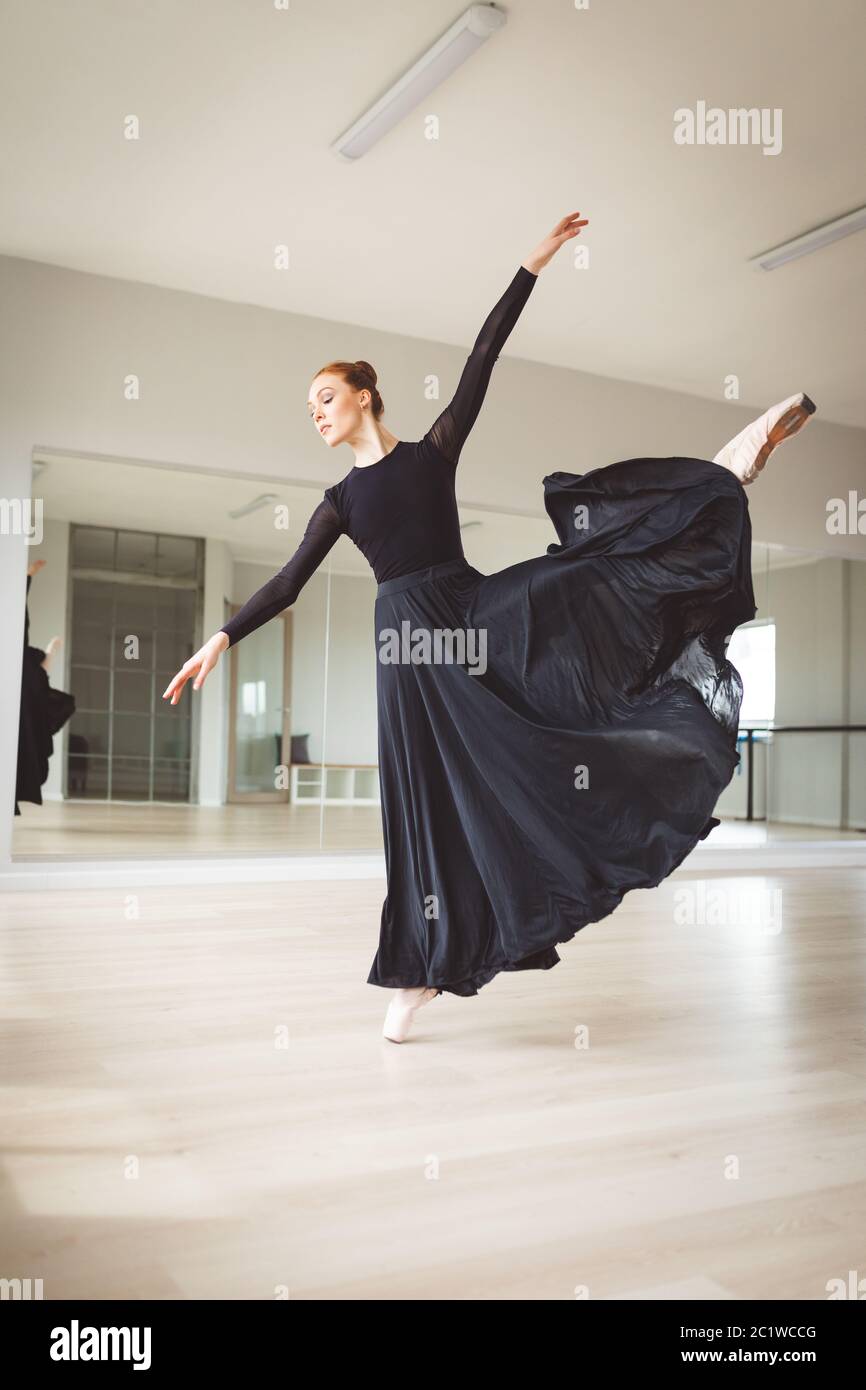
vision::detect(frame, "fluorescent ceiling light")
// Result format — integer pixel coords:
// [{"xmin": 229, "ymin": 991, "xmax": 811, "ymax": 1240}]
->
[
  {"xmin": 330, "ymin": 4, "xmax": 507, "ymax": 162},
  {"xmin": 749, "ymin": 204, "xmax": 866, "ymax": 270}
]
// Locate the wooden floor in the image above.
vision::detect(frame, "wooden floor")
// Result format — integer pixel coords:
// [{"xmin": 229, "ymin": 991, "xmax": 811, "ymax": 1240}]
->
[
  {"xmin": 1, "ymin": 866, "xmax": 864, "ymax": 1299},
  {"xmin": 11, "ymin": 798, "xmax": 864, "ymax": 859},
  {"xmin": 11, "ymin": 799, "xmax": 381, "ymax": 858}
]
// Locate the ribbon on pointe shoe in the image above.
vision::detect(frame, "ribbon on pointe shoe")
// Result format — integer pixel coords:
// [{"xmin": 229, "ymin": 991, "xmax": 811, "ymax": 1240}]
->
[{"xmin": 714, "ymin": 393, "xmax": 816, "ymax": 484}]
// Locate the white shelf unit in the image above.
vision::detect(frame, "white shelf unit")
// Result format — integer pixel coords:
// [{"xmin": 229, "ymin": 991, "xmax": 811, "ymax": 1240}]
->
[{"xmin": 290, "ymin": 763, "xmax": 380, "ymax": 807}]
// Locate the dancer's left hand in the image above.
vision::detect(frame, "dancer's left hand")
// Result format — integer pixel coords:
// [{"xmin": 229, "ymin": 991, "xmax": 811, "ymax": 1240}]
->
[{"xmin": 522, "ymin": 211, "xmax": 589, "ymax": 274}]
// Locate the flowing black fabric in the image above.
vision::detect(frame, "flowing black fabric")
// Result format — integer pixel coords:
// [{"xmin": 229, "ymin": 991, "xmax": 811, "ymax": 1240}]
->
[
  {"xmin": 367, "ymin": 458, "xmax": 754, "ymax": 997},
  {"xmin": 15, "ymin": 575, "xmax": 77, "ymax": 816},
  {"xmin": 219, "ymin": 264, "xmax": 756, "ymax": 997}
]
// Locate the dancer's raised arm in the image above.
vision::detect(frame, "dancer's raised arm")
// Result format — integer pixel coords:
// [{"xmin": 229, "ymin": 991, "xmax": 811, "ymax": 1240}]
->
[
  {"xmin": 422, "ymin": 212, "xmax": 588, "ymax": 466},
  {"xmin": 420, "ymin": 264, "xmax": 537, "ymax": 467}
]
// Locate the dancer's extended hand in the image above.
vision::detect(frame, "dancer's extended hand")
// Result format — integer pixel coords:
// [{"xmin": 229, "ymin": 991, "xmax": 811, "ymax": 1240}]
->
[
  {"xmin": 162, "ymin": 631, "xmax": 229, "ymax": 706},
  {"xmin": 522, "ymin": 211, "xmax": 589, "ymax": 274}
]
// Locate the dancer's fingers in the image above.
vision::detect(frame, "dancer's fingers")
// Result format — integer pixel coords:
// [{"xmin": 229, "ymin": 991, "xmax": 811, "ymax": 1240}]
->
[
  {"xmin": 557, "ymin": 219, "xmax": 588, "ymax": 245},
  {"xmin": 164, "ymin": 683, "xmax": 185, "ymax": 707},
  {"xmin": 192, "ymin": 658, "xmax": 212, "ymax": 691},
  {"xmin": 162, "ymin": 669, "xmax": 183, "ymax": 700},
  {"xmin": 164, "ymin": 676, "xmax": 187, "ymax": 706},
  {"xmin": 554, "ymin": 213, "xmax": 588, "ymax": 234},
  {"xmin": 162, "ymin": 659, "xmax": 198, "ymax": 704},
  {"xmin": 554, "ymin": 211, "xmax": 582, "ymax": 232}
]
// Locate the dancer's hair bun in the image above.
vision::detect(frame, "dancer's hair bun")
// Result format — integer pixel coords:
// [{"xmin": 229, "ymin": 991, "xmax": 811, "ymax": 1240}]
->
[{"xmin": 311, "ymin": 359, "xmax": 385, "ymax": 419}]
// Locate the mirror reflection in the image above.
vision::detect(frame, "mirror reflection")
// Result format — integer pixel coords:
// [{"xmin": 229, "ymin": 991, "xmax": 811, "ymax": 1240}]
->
[{"xmin": 14, "ymin": 453, "xmax": 865, "ymax": 861}]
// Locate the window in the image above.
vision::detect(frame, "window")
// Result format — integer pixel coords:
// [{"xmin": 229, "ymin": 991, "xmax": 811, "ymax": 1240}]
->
[
  {"xmin": 727, "ymin": 620, "xmax": 775, "ymax": 724},
  {"xmin": 66, "ymin": 523, "xmax": 203, "ymax": 801}
]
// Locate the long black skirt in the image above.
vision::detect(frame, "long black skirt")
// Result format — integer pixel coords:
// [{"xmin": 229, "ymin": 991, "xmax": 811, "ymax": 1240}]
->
[
  {"xmin": 366, "ymin": 456, "xmax": 756, "ymax": 998},
  {"xmin": 15, "ymin": 646, "xmax": 76, "ymax": 816}
]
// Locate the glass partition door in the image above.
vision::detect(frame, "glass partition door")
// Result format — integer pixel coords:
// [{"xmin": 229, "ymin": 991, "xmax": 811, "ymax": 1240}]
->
[{"xmin": 227, "ymin": 608, "xmax": 293, "ymax": 802}]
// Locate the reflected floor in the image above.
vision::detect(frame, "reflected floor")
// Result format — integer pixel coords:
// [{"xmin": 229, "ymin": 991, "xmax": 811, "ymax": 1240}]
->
[{"xmin": 11, "ymin": 799, "xmax": 865, "ymax": 861}]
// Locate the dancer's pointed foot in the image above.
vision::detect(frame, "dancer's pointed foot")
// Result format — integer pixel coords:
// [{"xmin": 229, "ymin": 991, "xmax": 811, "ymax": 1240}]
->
[
  {"xmin": 713, "ymin": 392, "xmax": 816, "ymax": 485},
  {"xmin": 382, "ymin": 986, "xmax": 440, "ymax": 1043},
  {"xmin": 41, "ymin": 636, "xmax": 62, "ymax": 670}
]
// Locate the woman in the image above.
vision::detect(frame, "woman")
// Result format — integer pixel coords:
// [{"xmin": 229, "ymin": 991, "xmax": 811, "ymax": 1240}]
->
[
  {"xmin": 15, "ymin": 558, "xmax": 77, "ymax": 816},
  {"xmin": 163, "ymin": 212, "xmax": 816, "ymax": 1042}
]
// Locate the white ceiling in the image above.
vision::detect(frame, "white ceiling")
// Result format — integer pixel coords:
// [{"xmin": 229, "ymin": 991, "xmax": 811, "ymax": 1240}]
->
[{"xmin": 3, "ymin": 0, "xmax": 865, "ymax": 425}]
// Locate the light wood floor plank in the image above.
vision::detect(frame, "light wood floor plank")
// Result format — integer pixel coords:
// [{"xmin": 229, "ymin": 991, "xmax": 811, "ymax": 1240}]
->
[
  {"xmin": 1, "ymin": 868, "xmax": 864, "ymax": 1299},
  {"xmin": 11, "ymin": 799, "xmax": 864, "ymax": 860}
]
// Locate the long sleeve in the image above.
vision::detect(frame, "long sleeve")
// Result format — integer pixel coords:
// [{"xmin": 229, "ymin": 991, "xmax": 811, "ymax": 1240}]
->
[
  {"xmin": 219, "ymin": 494, "xmax": 344, "ymax": 648},
  {"xmin": 422, "ymin": 264, "xmax": 538, "ymax": 466}
]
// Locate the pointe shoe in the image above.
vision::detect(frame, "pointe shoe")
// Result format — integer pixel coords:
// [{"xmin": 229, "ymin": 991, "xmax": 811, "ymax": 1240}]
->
[
  {"xmin": 713, "ymin": 392, "xmax": 816, "ymax": 485},
  {"xmin": 41, "ymin": 636, "xmax": 62, "ymax": 670},
  {"xmin": 382, "ymin": 986, "xmax": 439, "ymax": 1043}
]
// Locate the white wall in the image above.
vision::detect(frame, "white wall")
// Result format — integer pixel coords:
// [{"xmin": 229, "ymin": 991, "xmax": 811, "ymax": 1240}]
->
[{"xmin": 3, "ymin": 254, "xmax": 866, "ymax": 861}]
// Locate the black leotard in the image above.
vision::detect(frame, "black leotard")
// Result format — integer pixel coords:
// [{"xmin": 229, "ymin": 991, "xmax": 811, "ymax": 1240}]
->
[{"xmin": 219, "ymin": 265, "xmax": 537, "ymax": 647}]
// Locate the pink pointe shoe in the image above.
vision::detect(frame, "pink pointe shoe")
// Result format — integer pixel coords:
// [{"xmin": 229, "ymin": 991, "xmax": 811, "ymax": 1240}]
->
[
  {"xmin": 382, "ymin": 986, "xmax": 440, "ymax": 1043},
  {"xmin": 713, "ymin": 392, "xmax": 816, "ymax": 485}
]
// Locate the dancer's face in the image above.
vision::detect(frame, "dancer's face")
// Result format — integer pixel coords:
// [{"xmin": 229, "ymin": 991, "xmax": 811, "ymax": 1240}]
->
[{"xmin": 307, "ymin": 373, "xmax": 364, "ymax": 449}]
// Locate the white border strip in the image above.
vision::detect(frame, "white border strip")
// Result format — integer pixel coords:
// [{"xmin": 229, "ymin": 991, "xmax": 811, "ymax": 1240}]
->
[{"xmin": 0, "ymin": 841, "xmax": 863, "ymax": 891}]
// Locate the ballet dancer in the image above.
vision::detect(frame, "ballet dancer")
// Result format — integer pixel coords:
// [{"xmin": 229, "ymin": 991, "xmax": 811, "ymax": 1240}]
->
[
  {"xmin": 15, "ymin": 559, "xmax": 76, "ymax": 816},
  {"xmin": 162, "ymin": 213, "xmax": 815, "ymax": 1042}
]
